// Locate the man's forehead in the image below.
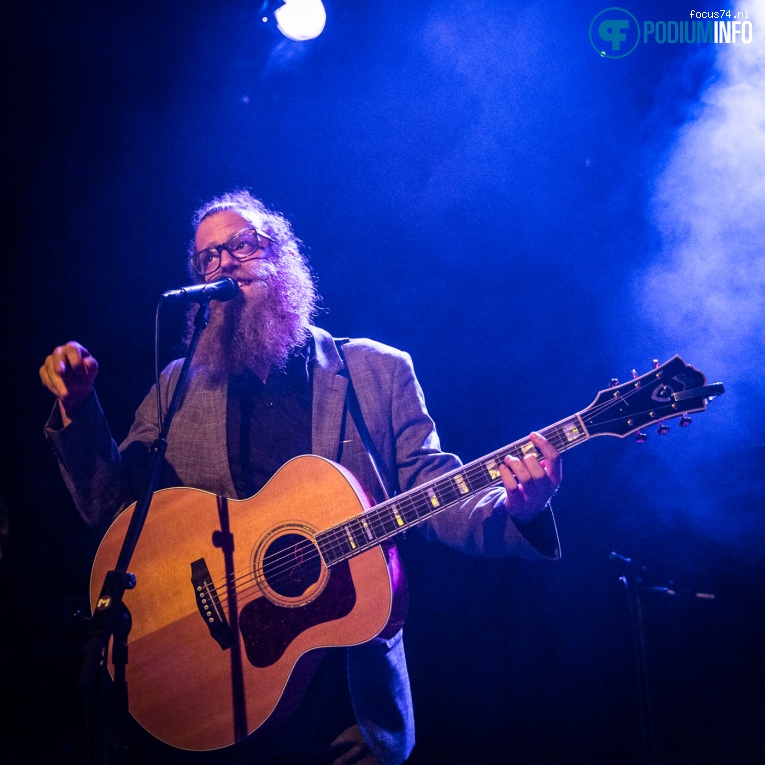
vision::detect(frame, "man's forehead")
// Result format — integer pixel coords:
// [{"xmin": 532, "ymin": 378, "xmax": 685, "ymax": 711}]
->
[{"xmin": 195, "ymin": 210, "xmax": 256, "ymax": 246}]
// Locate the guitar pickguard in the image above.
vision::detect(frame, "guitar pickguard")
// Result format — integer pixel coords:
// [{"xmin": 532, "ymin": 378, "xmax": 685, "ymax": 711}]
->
[{"xmin": 238, "ymin": 560, "xmax": 356, "ymax": 668}]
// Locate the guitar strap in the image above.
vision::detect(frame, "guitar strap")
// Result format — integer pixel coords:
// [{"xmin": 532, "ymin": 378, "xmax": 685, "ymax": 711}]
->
[{"xmin": 334, "ymin": 338, "xmax": 391, "ymax": 501}]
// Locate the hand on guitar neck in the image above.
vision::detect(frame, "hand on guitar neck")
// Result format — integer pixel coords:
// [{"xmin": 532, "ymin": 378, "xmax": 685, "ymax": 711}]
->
[{"xmin": 499, "ymin": 431, "xmax": 562, "ymax": 524}]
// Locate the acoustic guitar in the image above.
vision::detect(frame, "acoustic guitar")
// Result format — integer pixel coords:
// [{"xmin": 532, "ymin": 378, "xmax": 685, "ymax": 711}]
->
[{"xmin": 90, "ymin": 355, "xmax": 723, "ymax": 751}]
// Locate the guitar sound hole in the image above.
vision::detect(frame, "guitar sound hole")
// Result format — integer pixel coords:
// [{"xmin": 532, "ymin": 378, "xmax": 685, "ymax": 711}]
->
[{"xmin": 262, "ymin": 533, "xmax": 322, "ymax": 598}]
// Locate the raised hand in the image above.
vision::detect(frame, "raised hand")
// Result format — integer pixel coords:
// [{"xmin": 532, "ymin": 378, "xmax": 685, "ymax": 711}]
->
[{"xmin": 39, "ymin": 341, "xmax": 99, "ymax": 425}]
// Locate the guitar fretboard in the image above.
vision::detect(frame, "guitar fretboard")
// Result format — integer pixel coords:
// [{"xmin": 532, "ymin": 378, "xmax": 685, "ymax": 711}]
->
[{"xmin": 316, "ymin": 414, "xmax": 588, "ymax": 566}]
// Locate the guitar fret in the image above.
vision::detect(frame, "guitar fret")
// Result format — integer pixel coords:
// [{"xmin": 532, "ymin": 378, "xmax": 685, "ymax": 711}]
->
[
  {"xmin": 317, "ymin": 530, "xmax": 345, "ymax": 565},
  {"xmin": 320, "ymin": 413, "xmax": 593, "ymax": 565},
  {"xmin": 321, "ymin": 518, "xmax": 372, "ymax": 562},
  {"xmin": 373, "ymin": 505, "xmax": 400, "ymax": 536},
  {"xmin": 425, "ymin": 486, "xmax": 441, "ymax": 510},
  {"xmin": 546, "ymin": 433, "xmax": 565, "ymax": 452},
  {"xmin": 388, "ymin": 500, "xmax": 408, "ymax": 527},
  {"xmin": 358, "ymin": 515, "xmax": 377, "ymax": 543},
  {"xmin": 499, "ymin": 440, "xmax": 540, "ymax": 461},
  {"xmin": 333, "ymin": 529, "xmax": 355, "ymax": 557},
  {"xmin": 373, "ymin": 508, "xmax": 396, "ymax": 536},
  {"xmin": 463, "ymin": 464, "xmax": 490, "ymax": 492},
  {"xmin": 452, "ymin": 471, "xmax": 471, "ymax": 495},
  {"xmin": 433, "ymin": 476, "xmax": 460, "ymax": 506},
  {"xmin": 394, "ymin": 496, "xmax": 420, "ymax": 525},
  {"xmin": 339, "ymin": 529, "xmax": 356, "ymax": 554},
  {"xmin": 370, "ymin": 501, "xmax": 407, "ymax": 533},
  {"xmin": 562, "ymin": 418, "xmax": 587, "ymax": 445},
  {"xmin": 345, "ymin": 518, "xmax": 369, "ymax": 550},
  {"xmin": 483, "ymin": 456, "xmax": 502, "ymax": 481},
  {"xmin": 412, "ymin": 488, "xmax": 436, "ymax": 518},
  {"xmin": 363, "ymin": 511, "xmax": 385, "ymax": 539}
]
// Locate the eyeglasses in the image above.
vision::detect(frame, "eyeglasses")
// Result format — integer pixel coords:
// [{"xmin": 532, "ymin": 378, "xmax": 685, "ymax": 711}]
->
[{"xmin": 190, "ymin": 227, "xmax": 273, "ymax": 277}]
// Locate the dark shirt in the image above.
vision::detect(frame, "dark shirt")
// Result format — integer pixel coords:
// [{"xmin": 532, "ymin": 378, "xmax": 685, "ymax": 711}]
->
[
  {"xmin": 226, "ymin": 347, "xmax": 313, "ymax": 500},
  {"xmin": 223, "ymin": 344, "xmax": 357, "ymax": 763}
]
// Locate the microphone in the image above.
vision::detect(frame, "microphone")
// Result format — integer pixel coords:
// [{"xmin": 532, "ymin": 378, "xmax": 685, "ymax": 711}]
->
[{"xmin": 161, "ymin": 277, "xmax": 240, "ymax": 304}]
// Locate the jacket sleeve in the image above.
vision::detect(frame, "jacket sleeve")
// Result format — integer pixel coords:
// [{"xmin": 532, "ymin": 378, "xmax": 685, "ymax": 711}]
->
[
  {"xmin": 348, "ymin": 341, "xmax": 560, "ymax": 561},
  {"xmin": 43, "ymin": 363, "xmax": 180, "ymax": 530},
  {"xmin": 44, "ymin": 391, "xmax": 131, "ymax": 529}
]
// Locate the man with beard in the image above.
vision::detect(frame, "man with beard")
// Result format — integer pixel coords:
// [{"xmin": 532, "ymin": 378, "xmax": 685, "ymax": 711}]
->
[{"xmin": 40, "ymin": 190, "xmax": 562, "ymax": 765}]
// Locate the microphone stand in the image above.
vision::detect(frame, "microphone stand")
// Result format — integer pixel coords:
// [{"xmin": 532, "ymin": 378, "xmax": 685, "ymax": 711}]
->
[
  {"xmin": 78, "ymin": 299, "xmax": 214, "ymax": 764},
  {"xmin": 610, "ymin": 551, "xmax": 716, "ymax": 765},
  {"xmin": 618, "ymin": 566, "xmax": 657, "ymax": 764}
]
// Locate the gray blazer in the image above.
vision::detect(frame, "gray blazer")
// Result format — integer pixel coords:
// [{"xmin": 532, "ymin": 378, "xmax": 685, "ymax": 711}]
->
[{"xmin": 46, "ymin": 326, "xmax": 559, "ymax": 764}]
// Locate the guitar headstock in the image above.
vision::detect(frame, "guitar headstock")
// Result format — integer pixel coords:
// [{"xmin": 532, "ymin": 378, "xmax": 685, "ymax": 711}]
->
[{"xmin": 581, "ymin": 356, "xmax": 724, "ymax": 439}]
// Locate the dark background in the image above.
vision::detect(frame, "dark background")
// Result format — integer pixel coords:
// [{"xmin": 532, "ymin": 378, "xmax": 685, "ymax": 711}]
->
[{"xmin": 3, "ymin": 1, "xmax": 764, "ymax": 763}]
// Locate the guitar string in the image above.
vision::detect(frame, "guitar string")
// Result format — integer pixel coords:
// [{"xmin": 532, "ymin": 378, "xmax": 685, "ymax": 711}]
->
[
  {"xmin": 219, "ymin": 460, "xmax": 636, "ymax": 603},
  {"xmin": 216, "ymin": 436, "xmax": 556, "ymax": 603},
  {"xmin": 210, "ymin": 385, "xmax": 674, "ymax": 603},
  {"xmin": 213, "ymin": 418, "xmax": 576, "ymax": 589},
  {"xmin": 217, "ymin": 393, "xmax": 660, "ymax": 603},
  {"xmin": 202, "ymin": 383, "xmax": 681, "ymax": 607},
  {"xmin": 209, "ymin": 449, "xmax": 537, "ymax": 603}
]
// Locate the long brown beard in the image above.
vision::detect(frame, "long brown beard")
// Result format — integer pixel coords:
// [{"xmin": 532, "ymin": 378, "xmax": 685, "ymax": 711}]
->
[{"xmin": 187, "ymin": 251, "xmax": 316, "ymax": 385}]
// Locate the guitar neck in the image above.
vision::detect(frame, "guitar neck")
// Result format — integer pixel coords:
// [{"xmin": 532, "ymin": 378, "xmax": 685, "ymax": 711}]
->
[{"xmin": 316, "ymin": 413, "xmax": 589, "ymax": 566}]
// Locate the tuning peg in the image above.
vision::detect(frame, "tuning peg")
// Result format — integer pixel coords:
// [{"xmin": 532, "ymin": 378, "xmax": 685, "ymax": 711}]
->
[
  {"xmin": 631, "ymin": 369, "xmax": 639, "ymax": 379},
  {"xmin": 679, "ymin": 415, "xmax": 691, "ymax": 428},
  {"xmin": 657, "ymin": 422, "xmax": 669, "ymax": 435},
  {"xmin": 635, "ymin": 430, "xmax": 648, "ymax": 443},
  {"xmin": 610, "ymin": 378, "xmax": 619, "ymax": 387},
  {"xmin": 652, "ymin": 359, "xmax": 660, "ymax": 369}
]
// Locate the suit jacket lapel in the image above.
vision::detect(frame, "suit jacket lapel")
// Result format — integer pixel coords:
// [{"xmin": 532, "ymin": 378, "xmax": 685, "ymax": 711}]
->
[{"xmin": 310, "ymin": 327, "xmax": 348, "ymax": 461}]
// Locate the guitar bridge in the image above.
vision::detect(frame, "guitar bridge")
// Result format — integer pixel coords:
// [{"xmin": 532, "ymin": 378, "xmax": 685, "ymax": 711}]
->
[{"xmin": 191, "ymin": 558, "xmax": 233, "ymax": 650}]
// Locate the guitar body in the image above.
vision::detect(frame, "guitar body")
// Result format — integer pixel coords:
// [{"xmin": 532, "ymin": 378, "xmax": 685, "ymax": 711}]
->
[
  {"xmin": 88, "ymin": 355, "xmax": 723, "ymax": 752},
  {"xmin": 90, "ymin": 455, "xmax": 395, "ymax": 751}
]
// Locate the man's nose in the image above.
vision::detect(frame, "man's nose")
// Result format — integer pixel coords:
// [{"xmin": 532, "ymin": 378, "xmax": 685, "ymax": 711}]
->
[{"xmin": 217, "ymin": 247, "xmax": 239, "ymax": 272}]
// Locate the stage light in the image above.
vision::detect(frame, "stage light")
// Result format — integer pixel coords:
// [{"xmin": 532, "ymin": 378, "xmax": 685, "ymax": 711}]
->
[{"xmin": 273, "ymin": 0, "xmax": 326, "ymax": 41}]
